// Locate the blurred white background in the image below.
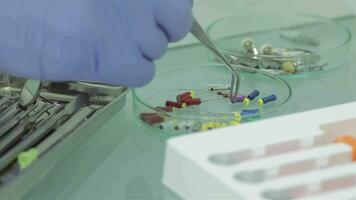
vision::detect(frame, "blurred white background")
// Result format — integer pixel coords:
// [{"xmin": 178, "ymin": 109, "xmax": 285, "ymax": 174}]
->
[{"xmin": 173, "ymin": 0, "xmax": 355, "ymax": 47}]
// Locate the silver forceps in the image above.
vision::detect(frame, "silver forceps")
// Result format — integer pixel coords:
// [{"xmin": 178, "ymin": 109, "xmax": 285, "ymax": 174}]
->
[{"xmin": 190, "ymin": 18, "xmax": 240, "ymax": 102}]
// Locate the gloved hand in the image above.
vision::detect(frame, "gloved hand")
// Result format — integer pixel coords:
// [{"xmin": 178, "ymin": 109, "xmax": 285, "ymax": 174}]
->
[{"xmin": 0, "ymin": 0, "xmax": 193, "ymax": 86}]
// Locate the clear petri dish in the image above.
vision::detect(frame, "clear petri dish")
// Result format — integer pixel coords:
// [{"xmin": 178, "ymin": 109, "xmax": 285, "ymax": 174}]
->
[
  {"xmin": 207, "ymin": 11, "xmax": 351, "ymax": 77},
  {"xmin": 133, "ymin": 64, "xmax": 292, "ymax": 134}
]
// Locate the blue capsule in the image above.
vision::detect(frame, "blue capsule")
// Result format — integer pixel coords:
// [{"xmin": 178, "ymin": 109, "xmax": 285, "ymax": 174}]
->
[
  {"xmin": 247, "ymin": 90, "xmax": 260, "ymax": 100},
  {"xmin": 258, "ymin": 95, "xmax": 277, "ymax": 105},
  {"xmin": 241, "ymin": 109, "xmax": 260, "ymax": 116}
]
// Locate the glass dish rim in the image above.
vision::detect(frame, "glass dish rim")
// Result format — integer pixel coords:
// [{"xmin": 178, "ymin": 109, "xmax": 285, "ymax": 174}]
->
[
  {"xmin": 133, "ymin": 63, "xmax": 293, "ymax": 121},
  {"xmin": 206, "ymin": 11, "xmax": 352, "ymax": 58}
]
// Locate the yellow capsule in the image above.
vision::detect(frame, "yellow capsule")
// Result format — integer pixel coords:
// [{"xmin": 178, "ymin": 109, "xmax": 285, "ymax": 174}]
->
[
  {"xmin": 282, "ymin": 61, "xmax": 296, "ymax": 74},
  {"xmin": 258, "ymin": 99, "xmax": 264, "ymax": 106},
  {"xmin": 207, "ymin": 122, "xmax": 215, "ymax": 129},
  {"xmin": 243, "ymin": 98, "xmax": 250, "ymax": 106},
  {"xmin": 190, "ymin": 90, "xmax": 196, "ymax": 98},
  {"xmin": 230, "ymin": 121, "xmax": 240, "ymax": 126},
  {"xmin": 233, "ymin": 112, "xmax": 242, "ymax": 121},
  {"xmin": 200, "ymin": 124, "xmax": 209, "ymax": 131},
  {"xmin": 213, "ymin": 122, "xmax": 222, "ymax": 128}
]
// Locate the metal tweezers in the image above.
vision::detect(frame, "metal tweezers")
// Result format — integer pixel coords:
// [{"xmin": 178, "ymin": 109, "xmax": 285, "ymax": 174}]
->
[{"xmin": 190, "ymin": 18, "xmax": 240, "ymax": 102}]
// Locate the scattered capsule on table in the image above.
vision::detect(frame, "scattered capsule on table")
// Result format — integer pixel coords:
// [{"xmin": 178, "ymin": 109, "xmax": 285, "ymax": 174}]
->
[
  {"xmin": 140, "ymin": 113, "xmax": 164, "ymax": 125},
  {"xmin": 186, "ymin": 98, "xmax": 202, "ymax": 106},
  {"xmin": 241, "ymin": 109, "xmax": 260, "ymax": 116},
  {"xmin": 165, "ymin": 101, "xmax": 183, "ymax": 108},
  {"xmin": 217, "ymin": 91, "xmax": 223, "ymax": 95},
  {"xmin": 258, "ymin": 95, "xmax": 277, "ymax": 106},
  {"xmin": 247, "ymin": 90, "xmax": 260, "ymax": 100}
]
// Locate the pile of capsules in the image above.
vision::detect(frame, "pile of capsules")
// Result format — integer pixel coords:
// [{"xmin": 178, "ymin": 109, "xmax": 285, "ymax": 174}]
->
[
  {"xmin": 222, "ymin": 37, "xmax": 326, "ymax": 75},
  {"xmin": 139, "ymin": 88, "xmax": 278, "ymax": 133},
  {"xmin": 213, "ymin": 87, "xmax": 277, "ymax": 106},
  {"xmin": 139, "ymin": 91, "xmax": 203, "ymax": 132}
]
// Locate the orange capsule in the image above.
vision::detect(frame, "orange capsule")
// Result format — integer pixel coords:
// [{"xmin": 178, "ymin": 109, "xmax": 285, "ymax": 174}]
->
[{"xmin": 334, "ymin": 135, "xmax": 356, "ymax": 161}]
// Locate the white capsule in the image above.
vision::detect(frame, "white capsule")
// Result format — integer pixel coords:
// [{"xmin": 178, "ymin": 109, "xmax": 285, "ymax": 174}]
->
[{"xmin": 260, "ymin": 44, "xmax": 274, "ymax": 55}]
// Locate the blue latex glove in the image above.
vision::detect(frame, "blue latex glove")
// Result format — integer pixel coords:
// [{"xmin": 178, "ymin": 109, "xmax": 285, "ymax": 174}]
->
[{"xmin": 0, "ymin": 0, "xmax": 193, "ymax": 86}]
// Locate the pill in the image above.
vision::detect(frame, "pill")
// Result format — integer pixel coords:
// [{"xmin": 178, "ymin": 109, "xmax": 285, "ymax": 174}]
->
[
  {"xmin": 217, "ymin": 92, "xmax": 223, "ymax": 95},
  {"xmin": 177, "ymin": 92, "xmax": 193, "ymax": 102},
  {"xmin": 140, "ymin": 113, "xmax": 164, "ymax": 125},
  {"xmin": 241, "ymin": 38, "xmax": 258, "ymax": 55},
  {"xmin": 247, "ymin": 90, "xmax": 260, "ymax": 100},
  {"xmin": 166, "ymin": 101, "xmax": 183, "ymax": 108},
  {"xmin": 243, "ymin": 98, "xmax": 250, "ymax": 106},
  {"xmin": 258, "ymin": 95, "xmax": 277, "ymax": 106},
  {"xmin": 180, "ymin": 92, "xmax": 192, "ymax": 97},
  {"xmin": 206, "ymin": 122, "xmax": 215, "ymax": 130},
  {"xmin": 229, "ymin": 121, "xmax": 240, "ymax": 126},
  {"xmin": 178, "ymin": 95, "xmax": 193, "ymax": 103},
  {"xmin": 156, "ymin": 106, "xmax": 174, "ymax": 112},
  {"xmin": 233, "ymin": 112, "xmax": 242, "ymax": 122},
  {"xmin": 232, "ymin": 95, "xmax": 246, "ymax": 103},
  {"xmin": 200, "ymin": 124, "xmax": 209, "ymax": 131},
  {"xmin": 334, "ymin": 135, "xmax": 356, "ymax": 161},
  {"xmin": 260, "ymin": 44, "xmax": 273, "ymax": 55},
  {"xmin": 241, "ymin": 109, "xmax": 259, "ymax": 116},
  {"xmin": 186, "ymin": 98, "xmax": 202, "ymax": 106},
  {"xmin": 282, "ymin": 61, "xmax": 297, "ymax": 74}
]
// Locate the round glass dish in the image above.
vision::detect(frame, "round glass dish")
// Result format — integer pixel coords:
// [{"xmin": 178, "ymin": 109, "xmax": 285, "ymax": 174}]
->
[
  {"xmin": 133, "ymin": 64, "xmax": 292, "ymax": 134},
  {"xmin": 207, "ymin": 11, "xmax": 351, "ymax": 77}
]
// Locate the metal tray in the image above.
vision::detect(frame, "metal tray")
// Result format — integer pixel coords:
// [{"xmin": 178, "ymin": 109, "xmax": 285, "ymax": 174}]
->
[{"xmin": 0, "ymin": 74, "xmax": 128, "ymax": 198}]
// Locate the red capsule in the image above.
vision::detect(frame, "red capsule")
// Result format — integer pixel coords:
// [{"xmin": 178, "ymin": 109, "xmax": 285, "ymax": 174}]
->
[
  {"xmin": 180, "ymin": 92, "xmax": 192, "ymax": 97},
  {"xmin": 166, "ymin": 101, "xmax": 183, "ymax": 108},
  {"xmin": 156, "ymin": 106, "xmax": 173, "ymax": 112},
  {"xmin": 181, "ymin": 95, "xmax": 193, "ymax": 103},
  {"xmin": 139, "ymin": 113, "xmax": 164, "ymax": 125},
  {"xmin": 186, "ymin": 98, "xmax": 201, "ymax": 105},
  {"xmin": 177, "ymin": 92, "xmax": 193, "ymax": 103}
]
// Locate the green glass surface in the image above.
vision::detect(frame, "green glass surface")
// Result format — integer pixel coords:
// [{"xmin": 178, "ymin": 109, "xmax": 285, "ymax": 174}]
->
[{"xmin": 1, "ymin": 16, "xmax": 355, "ymax": 200}]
